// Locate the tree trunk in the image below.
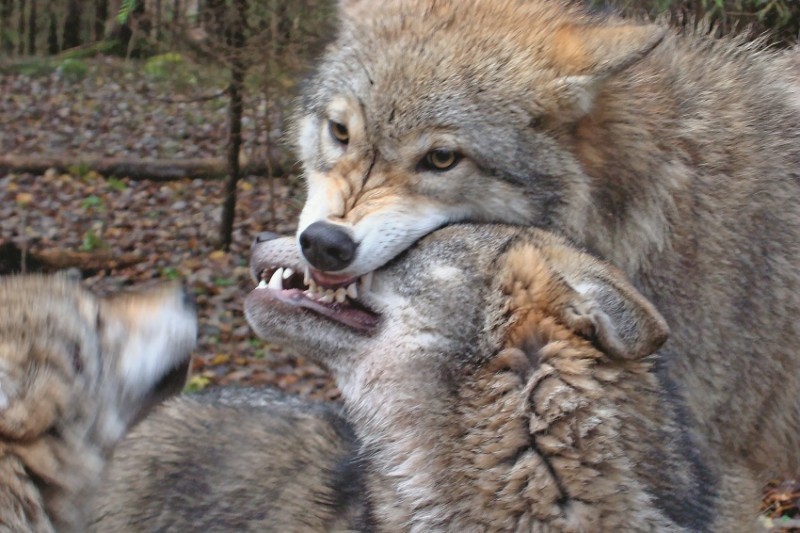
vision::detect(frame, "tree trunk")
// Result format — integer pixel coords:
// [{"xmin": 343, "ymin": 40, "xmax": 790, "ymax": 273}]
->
[
  {"xmin": 170, "ymin": 0, "xmax": 180, "ymax": 47},
  {"xmin": 154, "ymin": 0, "xmax": 162, "ymax": 42},
  {"xmin": 63, "ymin": 0, "xmax": 82, "ymax": 49},
  {"xmin": 16, "ymin": 0, "xmax": 24, "ymax": 55},
  {"xmin": 94, "ymin": 0, "xmax": 108, "ymax": 41},
  {"xmin": 47, "ymin": 11, "xmax": 59, "ymax": 54},
  {"xmin": 0, "ymin": 0, "xmax": 12, "ymax": 56},
  {"xmin": 26, "ymin": 0, "xmax": 34, "ymax": 54},
  {"xmin": 218, "ymin": 0, "xmax": 248, "ymax": 251}
]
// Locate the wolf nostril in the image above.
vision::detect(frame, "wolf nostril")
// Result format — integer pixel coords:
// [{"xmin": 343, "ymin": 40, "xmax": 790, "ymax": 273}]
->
[{"xmin": 299, "ymin": 221, "xmax": 357, "ymax": 272}]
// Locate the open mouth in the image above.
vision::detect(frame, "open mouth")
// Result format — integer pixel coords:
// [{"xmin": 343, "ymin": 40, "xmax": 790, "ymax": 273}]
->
[{"xmin": 253, "ymin": 265, "xmax": 379, "ymax": 332}]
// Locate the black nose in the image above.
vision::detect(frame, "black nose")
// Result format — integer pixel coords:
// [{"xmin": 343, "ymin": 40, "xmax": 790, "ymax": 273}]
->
[{"xmin": 299, "ymin": 222, "xmax": 357, "ymax": 272}]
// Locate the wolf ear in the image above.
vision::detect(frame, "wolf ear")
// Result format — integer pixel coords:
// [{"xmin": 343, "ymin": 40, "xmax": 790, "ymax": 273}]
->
[
  {"xmin": 550, "ymin": 252, "xmax": 670, "ymax": 360},
  {"xmin": 546, "ymin": 23, "xmax": 666, "ymax": 118},
  {"xmin": 503, "ymin": 242, "xmax": 668, "ymax": 361}
]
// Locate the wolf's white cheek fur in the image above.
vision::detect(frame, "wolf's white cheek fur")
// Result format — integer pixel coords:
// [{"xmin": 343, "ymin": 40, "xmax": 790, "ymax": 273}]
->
[
  {"xmin": 346, "ymin": 203, "xmax": 466, "ymax": 277},
  {"xmin": 116, "ymin": 309, "xmax": 196, "ymax": 399},
  {"xmin": 296, "ymin": 114, "xmax": 319, "ymax": 164},
  {"xmin": 296, "ymin": 171, "xmax": 345, "ymax": 237}
]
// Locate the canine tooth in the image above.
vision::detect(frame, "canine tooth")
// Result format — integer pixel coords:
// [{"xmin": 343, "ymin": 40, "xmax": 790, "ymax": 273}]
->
[
  {"xmin": 335, "ymin": 288, "xmax": 347, "ymax": 303},
  {"xmin": 346, "ymin": 282, "xmax": 358, "ymax": 299},
  {"xmin": 304, "ymin": 267, "xmax": 311, "ymax": 286},
  {"xmin": 256, "ymin": 279, "xmax": 268, "ymax": 289},
  {"xmin": 359, "ymin": 271, "xmax": 373, "ymax": 293},
  {"xmin": 268, "ymin": 268, "xmax": 284, "ymax": 291},
  {"xmin": 283, "ymin": 267, "xmax": 294, "ymax": 280},
  {"xmin": 319, "ymin": 289, "xmax": 335, "ymax": 303}
]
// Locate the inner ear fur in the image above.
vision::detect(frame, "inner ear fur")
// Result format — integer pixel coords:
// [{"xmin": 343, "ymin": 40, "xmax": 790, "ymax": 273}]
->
[
  {"xmin": 503, "ymin": 242, "xmax": 669, "ymax": 360},
  {"xmin": 546, "ymin": 23, "xmax": 666, "ymax": 118}
]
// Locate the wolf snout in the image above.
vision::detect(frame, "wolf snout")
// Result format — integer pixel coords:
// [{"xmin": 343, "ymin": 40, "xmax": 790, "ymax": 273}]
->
[{"xmin": 299, "ymin": 221, "xmax": 357, "ymax": 272}]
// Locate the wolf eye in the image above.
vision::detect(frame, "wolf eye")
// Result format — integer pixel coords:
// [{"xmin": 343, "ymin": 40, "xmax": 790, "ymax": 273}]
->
[
  {"xmin": 329, "ymin": 120, "xmax": 350, "ymax": 145},
  {"xmin": 421, "ymin": 149, "xmax": 461, "ymax": 172}
]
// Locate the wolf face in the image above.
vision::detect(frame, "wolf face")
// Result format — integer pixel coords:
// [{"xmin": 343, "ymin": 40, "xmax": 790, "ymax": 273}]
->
[
  {"xmin": 294, "ymin": 0, "xmax": 663, "ymax": 284},
  {"xmin": 0, "ymin": 276, "xmax": 196, "ymax": 531}
]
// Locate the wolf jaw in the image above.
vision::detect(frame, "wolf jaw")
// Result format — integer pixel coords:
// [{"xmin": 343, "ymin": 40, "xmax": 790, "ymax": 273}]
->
[{"xmin": 251, "ymin": 262, "xmax": 379, "ymax": 332}]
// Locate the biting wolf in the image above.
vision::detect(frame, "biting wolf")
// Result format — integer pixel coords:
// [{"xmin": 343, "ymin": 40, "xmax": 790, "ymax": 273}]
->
[{"xmin": 292, "ymin": 0, "xmax": 800, "ymax": 485}]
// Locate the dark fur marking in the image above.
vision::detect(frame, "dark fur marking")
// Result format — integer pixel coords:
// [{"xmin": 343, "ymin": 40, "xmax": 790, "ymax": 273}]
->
[{"xmin": 652, "ymin": 352, "xmax": 717, "ymax": 532}]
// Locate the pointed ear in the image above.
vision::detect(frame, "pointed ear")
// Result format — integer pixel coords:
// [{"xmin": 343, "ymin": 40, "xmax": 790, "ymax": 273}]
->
[
  {"xmin": 501, "ymin": 241, "xmax": 668, "ymax": 361},
  {"xmin": 549, "ymin": 251, "xmax": 670, "ymax": 360},
  {"xmin": 546, "ymin": 23, "xmax": 666, "ymax": 118}
]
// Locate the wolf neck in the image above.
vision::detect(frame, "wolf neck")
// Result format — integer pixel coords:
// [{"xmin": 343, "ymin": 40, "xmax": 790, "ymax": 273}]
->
[
  {"xmin": 344, "ymin": 352, "xmax": 677, "ymax": 531},
  {"xmin": 567, "ymin": 34, "xmax": 793, "ymax": 280}
]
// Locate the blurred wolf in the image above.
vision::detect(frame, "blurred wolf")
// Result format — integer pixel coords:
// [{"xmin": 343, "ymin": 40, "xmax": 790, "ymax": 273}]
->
[
  {"xmin": 292, "ymin": 0, "xmax": 800, "ymax": 481},
  {"xmin": 92, "ymin": 387, "xmax": 365, "ymax": 532},
  {"xmin": 95, "ymin": 226, "xmax": 757, "ymax": 531},
  {"xmin": 0, "ymin": 276, "xmax": 196, "ymax": 532}
]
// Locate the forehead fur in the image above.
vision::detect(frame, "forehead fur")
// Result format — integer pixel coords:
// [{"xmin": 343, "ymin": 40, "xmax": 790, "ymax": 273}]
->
[{"xmin": 313, "ymin": 0, "xmax": 596, "ymax": 130}]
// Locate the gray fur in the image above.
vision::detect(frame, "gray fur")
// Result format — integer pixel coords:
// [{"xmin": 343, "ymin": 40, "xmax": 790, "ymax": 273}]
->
[{"xmin": 294, "ymin": 0, "xmax": 800, "ymax": 487}]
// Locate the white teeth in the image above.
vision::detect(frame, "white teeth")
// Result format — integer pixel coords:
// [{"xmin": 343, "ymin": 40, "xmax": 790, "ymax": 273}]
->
[
  {"xmin": 268, "ymin": 268, "xmax": 284, "ymax": 291},
  {"xmin": 308, "ymin": 278, "xmax": 317, "ymax": 293},
  {"xmin": 282, "ymin": 267, "xmax": 294, "ymax": 280},
  {"xmin": 319, "ymin": 289, "xmax": 335, "ymax": 303},
  {"xmin": 303, "ymin": 267, "xmax": 311, "ymax": 286},
  {"xmin": 359, "ymin": 271, "xmax": 373, "ymax": 294},
  {"xmin": 335, "ymin": 288, "xmax": 347, "ymax": 303},
  {"xmin": 346, "ymin": 282, "xmax": 358, "ymax": 299},
  {"xmin": 256, "ymin": 279, "xmax": 268, "ymax": 289}
]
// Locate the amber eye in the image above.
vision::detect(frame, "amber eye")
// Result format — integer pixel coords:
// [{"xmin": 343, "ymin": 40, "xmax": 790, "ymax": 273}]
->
[
  {"xmin": 421, "ymin": 149, "xmax": 461, "ymax": 171},
  {"xmin": 329, "ymin": 120, "xmax": 350, "ymax": 144}
]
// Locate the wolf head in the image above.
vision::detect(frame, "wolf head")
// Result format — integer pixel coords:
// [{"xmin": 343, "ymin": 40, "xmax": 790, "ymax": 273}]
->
[
  {"xmin": 294, "ymin": 0, "xmax": 664, "ymax": 286},
  {"xmin": 247, "ymin": 224, "xmax": 668, "ymax": 392},
  {"xmin": 246, "ymin": 224, "xmax": 687, "ymax": 529},
  {"xmin": 0, "ymin": 276, "xmax": 196, "ymax": 529}
]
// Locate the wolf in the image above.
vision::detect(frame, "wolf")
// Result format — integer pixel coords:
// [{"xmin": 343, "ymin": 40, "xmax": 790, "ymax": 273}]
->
[
  {"xmin": 95, "ymin": 226, "xmax": 757, "ymax": 531},
  {"xmin": 92, "ymin": 387, "xmax": 365, "ymax": 531},
  {"xmin": 291, "ymin": 0, "xmax": 800, "ymax": 482},
  {"xmin": 0, "ymin": 275, "xmax": 196, "ymax": 532}
]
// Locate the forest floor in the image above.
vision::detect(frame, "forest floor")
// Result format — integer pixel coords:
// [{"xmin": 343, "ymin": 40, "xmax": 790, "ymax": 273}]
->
[
  {"xmin": 1, "ymin": 56, "xmax": 798, "ymax": 529},
  {"xmin": 0, "ymin": 55, "xmax": 338, "ymax": 399}
]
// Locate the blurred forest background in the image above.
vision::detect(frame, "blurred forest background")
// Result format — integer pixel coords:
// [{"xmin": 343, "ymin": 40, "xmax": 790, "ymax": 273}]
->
[{"xmin": 0, "ymin": 0, "xmax": 799, "ymax": 525}]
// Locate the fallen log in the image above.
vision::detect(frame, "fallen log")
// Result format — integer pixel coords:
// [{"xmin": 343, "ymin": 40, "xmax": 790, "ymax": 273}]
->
[
  {"xmin": 0, "ymin": 241, "xmax": 144, "ymax": 275},
  {"xmin": 0, "ymin": 153, "xmax": 294, "ymax": 181},
  {"xmin": 33, "ymin": 249, "xmax": 145, "ymax": 272}
]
